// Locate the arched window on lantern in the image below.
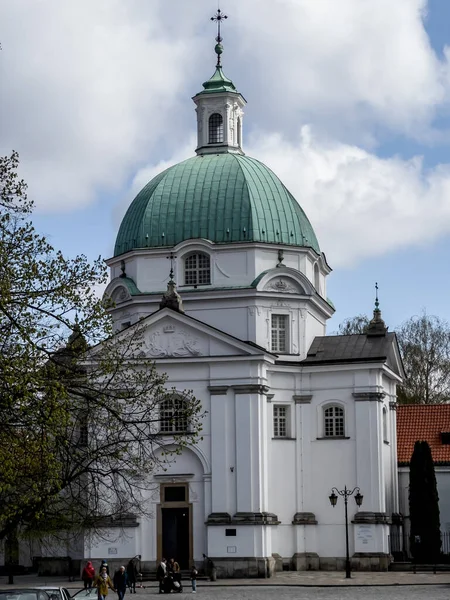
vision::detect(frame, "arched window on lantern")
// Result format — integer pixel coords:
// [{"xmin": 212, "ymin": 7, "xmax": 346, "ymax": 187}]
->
[{"xmin": 209, "ymin": 113, "xmax": 224, "ymax": 144}]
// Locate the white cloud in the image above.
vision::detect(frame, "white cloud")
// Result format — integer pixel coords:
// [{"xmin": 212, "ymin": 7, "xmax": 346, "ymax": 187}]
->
[
  {"xmin": 233, "ymin": 0, "xmax": 446, "ymax": 140},
  {"xmin": 247, "ymin": 127, "xmax": 450, "ymax": 267},
  {"xmin": 2, "ymin": 0, "xmax": 450, "ymax": 212},
  {"xmin": 0, "ymin": 0, "xmax": 204, "ymax": 211}
]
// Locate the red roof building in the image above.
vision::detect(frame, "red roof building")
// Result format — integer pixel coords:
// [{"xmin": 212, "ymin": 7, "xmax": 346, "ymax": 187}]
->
[{"xmin": 397, "ymin": 404, "xmax": 450, "ymax": 465}]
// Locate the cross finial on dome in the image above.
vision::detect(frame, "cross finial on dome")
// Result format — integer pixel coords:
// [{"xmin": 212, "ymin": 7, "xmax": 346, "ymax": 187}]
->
[
  {"xmin": 211, "ymin": 8, "xmax": 228, "ymax": 67},
  {"xmin": 366, "ymin": 281, "xmax": 388, "ymax": 337}
]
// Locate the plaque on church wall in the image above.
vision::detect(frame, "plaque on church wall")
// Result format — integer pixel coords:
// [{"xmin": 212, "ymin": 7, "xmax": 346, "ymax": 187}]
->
[{"xmin": 356, "ymin": 524, "xmax": 375, "ymax": 549}]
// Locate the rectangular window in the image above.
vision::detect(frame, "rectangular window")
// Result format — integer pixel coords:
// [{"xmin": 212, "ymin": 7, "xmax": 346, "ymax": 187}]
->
[
  {"xmin": 271, "ymin": 314, "xmax": 288, "ymax": 352},
  {"xmin": 225, "ymin": 529, "xmax": 236, "ymax": 537},
  {"xmin": 164, "ymin": 486, "xmax": 186, "ymax": 502},
  {"xmin": 324, "ymin": 406, "xmax": 345, "ymax": 437},
  {"xmin": 273, "ymin": 405, "xmax": 288, "ymax": 438},
  {"xmin": 185, "ymin": 253, "xmax": 211, "ymax": 286}
]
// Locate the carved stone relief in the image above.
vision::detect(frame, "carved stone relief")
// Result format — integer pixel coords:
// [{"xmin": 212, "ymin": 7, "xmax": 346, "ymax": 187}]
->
[
  {"xmin": 141, "ymin": 327, "xmax": 204, "ymax": 357},
  {"xmin": 264, "ymin": 278, "xmax": 300, "ymax": 293},
  {"xmin": 113, "ymin": 286, "xmax": 130, "ymax": 303}
]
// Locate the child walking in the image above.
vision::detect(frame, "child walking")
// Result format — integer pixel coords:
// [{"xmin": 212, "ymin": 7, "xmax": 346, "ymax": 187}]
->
[{"xmin": 190, "ymin": 565, "xmax": 198, "ymax": 593}]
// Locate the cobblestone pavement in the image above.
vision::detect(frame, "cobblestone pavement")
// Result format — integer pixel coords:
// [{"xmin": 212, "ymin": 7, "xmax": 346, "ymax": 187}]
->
[{"xmin": 142, "ymin": 585, "xmax": 450, "ymax": 599}]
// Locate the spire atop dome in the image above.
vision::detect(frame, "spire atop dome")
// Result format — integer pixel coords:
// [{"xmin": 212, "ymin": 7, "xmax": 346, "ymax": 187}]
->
[
  {"xmin": 366, "ymin": 282, "xmax": 388, "ymax": 337},
  {"xmin": 211, "ymin": 8, "xmax": 228, "ymax": 67},
  {"xmin": 200, "ymin": 8, "xmax": 236, "ymax": 94},
  {"xmin": 193, "ymin": 10, "xmax": 246, "ymax": 156}
]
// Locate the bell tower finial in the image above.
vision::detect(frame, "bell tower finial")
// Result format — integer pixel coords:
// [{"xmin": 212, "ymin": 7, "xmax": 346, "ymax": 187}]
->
[
  {"xmin": 366, "ymin": 281, "xmax": 388, "ymax": 337},
  {"xmin": 211, "ymin": 8, "xmax": 228, "ymax": 67}
]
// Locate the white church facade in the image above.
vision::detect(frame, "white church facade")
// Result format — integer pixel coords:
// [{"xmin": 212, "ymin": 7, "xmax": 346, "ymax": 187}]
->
[{"xmin": 93, "ymin": 31, "xmax": 404, "ymax": 577}]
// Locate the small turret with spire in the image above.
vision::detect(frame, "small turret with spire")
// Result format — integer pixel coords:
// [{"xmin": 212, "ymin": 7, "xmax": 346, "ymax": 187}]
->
[
  {"xmin": 366, "ymin": 282, "xmax": 388, "ymax": 337},
  {"xmin": 193, "ymin": 9, "xmax": 246, "ymax": 156},
  {"xmin": 160, "ymin": 253, "xmax": 184, "ymax": 313}
]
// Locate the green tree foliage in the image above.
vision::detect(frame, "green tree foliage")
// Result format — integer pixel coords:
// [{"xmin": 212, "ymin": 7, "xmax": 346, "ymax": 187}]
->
[
  {"xmin": 397, "ymin": 312, "xmax": 450, "ymax": 404},
  {"xmin": 336, "ymin": 314, "xmax": 370, "ymax": 335},
  {"xmin": 409, "ymin": 440, "xmax": 441, "ymax": 562},
  {"xmin": 0, "ymin": 152, "xmax": 202, "ymax": 545}
]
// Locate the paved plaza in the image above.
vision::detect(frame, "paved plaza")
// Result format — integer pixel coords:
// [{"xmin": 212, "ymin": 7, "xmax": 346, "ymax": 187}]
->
[
  {"xmin": 156, "ymin": 587, "xmax": 450, "ymax": 599},
  {"xmin": 2, "ymin": 572, "xmax": 450, "ymax": 600}
]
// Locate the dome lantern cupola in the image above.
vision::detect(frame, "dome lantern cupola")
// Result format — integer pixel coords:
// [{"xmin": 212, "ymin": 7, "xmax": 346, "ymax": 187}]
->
[{"xmin": 193, "ymin": 9, "xmax": 246, "ymax": 156}]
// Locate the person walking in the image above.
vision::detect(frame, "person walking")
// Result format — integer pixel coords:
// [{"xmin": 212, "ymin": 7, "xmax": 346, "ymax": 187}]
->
[
  {"xmin": 82, "ymin": 561, "xmax": 95, "ymax": 590},
  {"xmin": 95, "ymin": 566, "xmax": 115, "ymax": 600},
  {"xmin": 126, "ymin": 559, "xmax": 138, "ymax": 594},
  {"xmin": 99, "ymin": 560, "xmax": 110, "ymax": 575},
  {"xmin": 113, "ymin": 566, "xmax": 128, "ymax": 600},
  {"xmin": 190, "ymin": 565, "xmax": 198, "ymax": 593},
  {"xmin": 156, "ymin": 558, "xmax": 167, "ymax": 594}
]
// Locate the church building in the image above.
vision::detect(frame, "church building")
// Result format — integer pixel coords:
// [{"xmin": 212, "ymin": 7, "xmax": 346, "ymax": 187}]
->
[{"xmin": 99, "ymin": 19, "xmax": 405, "ymax": 577}]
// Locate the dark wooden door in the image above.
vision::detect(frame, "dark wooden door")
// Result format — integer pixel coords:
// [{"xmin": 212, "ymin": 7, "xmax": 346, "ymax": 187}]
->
[{"xmin": 161, "ymin": 507, "xmax": 190, "ymax": 569}]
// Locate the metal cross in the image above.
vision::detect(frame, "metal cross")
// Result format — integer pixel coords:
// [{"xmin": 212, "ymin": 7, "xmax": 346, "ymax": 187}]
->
[
  {"xmin": 375, "ymin": 281, "xmax": 379, "ymax": 309},
  {"xmin": 167, "ymin": 253, "xmax": 176, "ymax": 281},
  {"xmin": 211, "ymin": 8, "xmax": 228, "ymax": 45}
]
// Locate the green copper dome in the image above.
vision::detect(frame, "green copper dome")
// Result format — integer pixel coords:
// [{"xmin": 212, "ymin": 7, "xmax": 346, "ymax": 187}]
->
[{"xmin": 114, "ymin": 153, "xmax": 320, "ymax": 256}]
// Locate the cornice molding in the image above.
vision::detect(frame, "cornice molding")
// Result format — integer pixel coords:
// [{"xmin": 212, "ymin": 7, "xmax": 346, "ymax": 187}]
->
[
  {"xmin": 232, "ymin": 384, "xmax": 270, "ymax": 395},
  {"xmin": 353, "ymin": 392, "xmax": 386, "ymax": 402},
  {"xmin": 208, "ymin": 385, "xmax": 229, "ymax": 396},
  {"xmin": 293, "ymin": 394, "xmax": 313, "ymax": 404}
]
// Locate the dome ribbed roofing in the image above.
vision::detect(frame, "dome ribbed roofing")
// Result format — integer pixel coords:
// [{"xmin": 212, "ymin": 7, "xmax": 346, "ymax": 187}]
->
[{"xmin": 114, "ymin": 153, "xmax": 320, "ymax": 256}]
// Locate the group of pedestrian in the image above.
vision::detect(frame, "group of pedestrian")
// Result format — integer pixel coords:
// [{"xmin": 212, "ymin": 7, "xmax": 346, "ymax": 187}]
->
[
  {"xmin": 156, "ymin": 557, "xmax": 198, "ymax": 594},
  {"xmin": 81, "ymin": 559, "xmax": 141, "ymax": 600}
]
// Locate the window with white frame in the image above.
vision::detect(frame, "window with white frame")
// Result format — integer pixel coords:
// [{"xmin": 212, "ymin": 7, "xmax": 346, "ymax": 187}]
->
[
  {"xmin": 271, "ymin": 314, "xmax": 288, "ymax": 353},
  {"xmin": 160, "ymin": 397, "xmax": 189, "ymax": 434},
  {"xmin": 324, "ymin": 405, "xmax": 345, "ymax": 437},
  {"xmin": 185, "ymin": 253, "xmax": 211, "ymax": 285},
  {"xmin": 209, "ymin": 113, "xmax": 224, "ymax": 143},
  {"xmin": 273, "ymin": 405, "xmax": 289, "ymax": 438}
]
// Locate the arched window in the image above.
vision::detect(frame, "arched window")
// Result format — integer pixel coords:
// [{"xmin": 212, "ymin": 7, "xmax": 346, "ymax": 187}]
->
[
  {"xmin": 160, "ymin": 397, "xmax": 189, "ymax": 434},
  {"xmin": 324, "ymin": 405, "xmax": 345, "ymax": 437},
  {"xmin": 185, "ymin": 253, "xmax": 211, "ymax": 285},
  {"xmin": 209, "ymin": 113, "xmax": 224, "ymax": 144}
]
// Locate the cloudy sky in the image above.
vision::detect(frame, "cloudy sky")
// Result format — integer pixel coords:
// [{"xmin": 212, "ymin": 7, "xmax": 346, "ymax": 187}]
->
[{"xmin": 1, "ymin": 0, "xmax": 450, "ymax": 331}]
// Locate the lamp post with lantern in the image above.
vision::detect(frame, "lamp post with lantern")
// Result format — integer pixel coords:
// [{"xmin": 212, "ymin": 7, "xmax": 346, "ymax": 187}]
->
[{"xmin": 329, "ymin": 486, "xmax": 364, "ymax": 579}]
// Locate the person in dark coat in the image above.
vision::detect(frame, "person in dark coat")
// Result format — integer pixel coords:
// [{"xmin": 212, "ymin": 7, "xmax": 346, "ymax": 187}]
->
[
  {"xmin": 113, "ymin": 566, "xmax": 128, "ymax": 600},
  {"xmin": 126, "ymin": 559, "xmax": 138, "ymax": 594},
  {"xmin": 156, "ymin": 559, "xmax": 167, "ymax": 594}
]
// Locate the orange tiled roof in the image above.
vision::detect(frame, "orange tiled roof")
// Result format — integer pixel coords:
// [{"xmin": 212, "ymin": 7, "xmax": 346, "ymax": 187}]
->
[{"xmin": 397, "ymin": 404, "xmax": 450, "ymax": 465}]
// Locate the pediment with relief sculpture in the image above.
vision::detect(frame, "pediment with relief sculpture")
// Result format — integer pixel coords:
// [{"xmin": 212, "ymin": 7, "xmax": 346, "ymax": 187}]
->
[
  {"xmin": 131, "ymin": 310, "xmax": 266, "ymax": 359},
  {"xmin": 263, "ymin": 277, "xmax": 305, "ymax": 294}
]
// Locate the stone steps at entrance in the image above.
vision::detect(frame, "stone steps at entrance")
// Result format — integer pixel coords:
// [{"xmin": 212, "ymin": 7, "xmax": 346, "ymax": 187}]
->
[{"xmin": 139, "ymin": 571, "xmax": 207, "ymax": 582}]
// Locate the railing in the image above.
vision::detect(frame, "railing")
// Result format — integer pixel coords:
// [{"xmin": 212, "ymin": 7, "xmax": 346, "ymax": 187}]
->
[{"xmin": 390, "ymin": 531, "xmax": 450, "ymax": 561}]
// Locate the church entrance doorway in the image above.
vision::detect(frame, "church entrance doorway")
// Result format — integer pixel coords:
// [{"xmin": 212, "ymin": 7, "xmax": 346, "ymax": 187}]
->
[{"xmin": 157, "ymin": 483, "xmax": 192, "ymax": 569}]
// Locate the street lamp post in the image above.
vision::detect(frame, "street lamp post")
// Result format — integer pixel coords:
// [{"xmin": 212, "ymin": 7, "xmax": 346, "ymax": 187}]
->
[{"xmin": 329, "ymin": 486, "xmax": 363, "ymax": 579}]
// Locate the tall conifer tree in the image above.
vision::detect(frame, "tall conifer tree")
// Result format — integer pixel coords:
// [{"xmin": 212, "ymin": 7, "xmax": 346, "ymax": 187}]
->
[{"xmin": 409, "ymin": 440, "xmax": 441, "ymax": 562}]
